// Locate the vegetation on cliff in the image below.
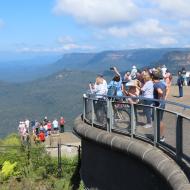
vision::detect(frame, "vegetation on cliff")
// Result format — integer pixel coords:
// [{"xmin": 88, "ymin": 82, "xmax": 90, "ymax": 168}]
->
[{"xmin": 0, "ymin": 134, "xmax": 83, "ymax": 190}]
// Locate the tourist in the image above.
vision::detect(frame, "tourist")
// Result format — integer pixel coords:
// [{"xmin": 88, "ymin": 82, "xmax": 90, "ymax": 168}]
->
[
  {"xmin": 141, "ymin": 73, "xmax": 154, "ymax": 128},
  {"xmin": 97, "ymin": 74, "xmax": 108, "ymax": 94},
  {"xmin": 52, "ymin": 118, "xmax": 59, "ymax": 133},
  {"xmin": 164, "ymin": 69, "xmax": 172, "ymax": 99},
  {"xmin": 123, "ymin": 80, "xmax": 140, "ymax": 124},
  {"xmin": 177, "ymin": 71, "xmax": 183, "ymax": 98},
  {"xmin": 35, "ymin": 121, "xmax": 40, "ymax": 136},
  {"xmin": 43, "ymin": 116, "xmax": 48, "ymax": 125},
  {"xmin": 107, "ymin": 67, "xmax": 123, "ymax": 97},
  {"xmin": 181, "ymin": 67, "xmax": 187, "ymax": 86},
  {"xmin": 131, "ymin": 65, "xmax": 137, "ymax": 80},
  {"xmin": 59, "ymin": 116, "xmax": 65, "ymax": 133},
  {"xmin": 123, "ymin": 80, "xmax": 140, "ymax": 104},
  {"xmin": 152, "ymin": 71, "xmax": 167, "ymax": 142},
  {"xmin": 25, "ymin": 119, "xmax": 30, "ymax": 132},
  {"xmin": 89, "ymin": 76, "xmax": 108, "ymax": 123},
  {"xmin": 38, "ymin": 130, "xmax": 45, "ymax": 142},
  {"xmin": 161, "ymin": 65, "xmax": 167, "ymax": 77},
  {"xmin": 47, "ymin": 121, "xmax": 52, "ymax": 135},
  {"xmin": 89, "ymin": 76, "xmax": 108, "ymax": 98}
]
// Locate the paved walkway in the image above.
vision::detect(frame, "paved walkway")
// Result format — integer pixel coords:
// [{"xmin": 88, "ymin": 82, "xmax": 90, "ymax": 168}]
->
[{"xmin": 45, "ymin": 132, "xmax": 81, "ymax": 157}]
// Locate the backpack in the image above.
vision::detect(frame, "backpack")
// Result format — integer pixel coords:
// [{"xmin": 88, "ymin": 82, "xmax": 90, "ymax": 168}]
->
[{"xmin": 107, "ymin": 84, "xmax": 117, "ymax": 96}]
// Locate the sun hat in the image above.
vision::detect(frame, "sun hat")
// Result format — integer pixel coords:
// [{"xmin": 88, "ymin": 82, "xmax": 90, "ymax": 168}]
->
[{"xmin": 126, "ymin": 80, "xmax": 137, "ymax": 87}]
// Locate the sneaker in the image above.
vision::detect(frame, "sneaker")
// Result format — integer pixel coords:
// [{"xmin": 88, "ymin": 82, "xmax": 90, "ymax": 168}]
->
[
  {"xmin": 143, "ymin": 124, "xmax": 152, "ymax": 129},
  {"xmin": 160, "ymin": 136, "xmax": 165, "ymax": 142}
]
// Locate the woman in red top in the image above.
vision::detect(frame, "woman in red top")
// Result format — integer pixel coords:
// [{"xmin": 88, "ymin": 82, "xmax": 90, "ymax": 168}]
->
[{"xmin": 47, "ymin": 121, "xmax": 52, "ymax": 135}]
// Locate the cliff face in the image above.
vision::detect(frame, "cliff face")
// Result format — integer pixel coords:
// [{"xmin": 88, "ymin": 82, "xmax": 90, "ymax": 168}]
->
[{"xmin": 157, "ymin": 51, "xmax": 190, "ymax": 73}]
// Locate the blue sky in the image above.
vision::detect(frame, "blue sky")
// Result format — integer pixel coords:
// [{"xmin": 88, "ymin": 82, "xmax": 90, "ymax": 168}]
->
[{"xmin": 1, "ymin": 0, "xmax": 190, "ymax": 55}]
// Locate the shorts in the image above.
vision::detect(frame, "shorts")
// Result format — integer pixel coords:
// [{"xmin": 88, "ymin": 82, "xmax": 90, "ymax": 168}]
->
[{"xmin": 152, "ymin": 103, "xmax": 165, "ymax": 121}]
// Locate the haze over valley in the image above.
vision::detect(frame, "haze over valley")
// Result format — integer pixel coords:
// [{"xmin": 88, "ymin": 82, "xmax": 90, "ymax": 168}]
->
[{"xmin": 0, "ymin": 48, "xmax": 190, "ymax": 137}]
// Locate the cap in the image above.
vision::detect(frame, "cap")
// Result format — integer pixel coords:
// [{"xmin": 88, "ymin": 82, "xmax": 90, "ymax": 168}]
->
[{"xmin": 132, "ymin": 65, "xmax": 136, "ymax": 69}]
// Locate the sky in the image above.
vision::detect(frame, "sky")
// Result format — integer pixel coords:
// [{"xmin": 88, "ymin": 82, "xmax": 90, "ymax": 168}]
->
[{"xmin": 1, "ymin": 0, "xmax": 190, "ymax": 55}]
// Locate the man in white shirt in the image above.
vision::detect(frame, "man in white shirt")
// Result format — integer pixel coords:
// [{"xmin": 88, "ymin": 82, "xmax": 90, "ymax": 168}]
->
[{"xmin": 52, "ymin": 119, "xmax": 59, "ymax": 133}]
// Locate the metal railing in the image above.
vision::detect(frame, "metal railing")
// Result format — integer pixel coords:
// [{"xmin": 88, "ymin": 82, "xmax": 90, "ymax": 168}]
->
[{"xmin": 82, "ymin": 93, "xmax": 190, "ymax": 164}]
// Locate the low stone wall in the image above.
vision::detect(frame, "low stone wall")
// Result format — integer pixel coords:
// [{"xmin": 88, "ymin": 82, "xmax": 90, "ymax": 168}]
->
[{"xmin": 74, "ymin": 117, "xmax": 190, "ymax": 190}]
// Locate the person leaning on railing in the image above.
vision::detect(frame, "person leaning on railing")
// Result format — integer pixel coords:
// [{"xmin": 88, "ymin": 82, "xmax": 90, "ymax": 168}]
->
[
  {"xmin": 89, "ymin": 76, "xmax": 108, "ymax": 98},
  {"xmin": 152, "ymin": 71, "xmax": 168, "ymax": 142},
  {"xmin": 89, "ymin": 76, "xmax": 108, "ymax": 123},
  {"xmin": 141, "ymin": 73, "xmax": 154, "ymax": 128},
  {"xmin": 122, "ymin": 80, "xmax": 140, "ymax": 104},
  {"xmin": 122, "ymin": 79, "xmax": 141, "ymax": 124}
]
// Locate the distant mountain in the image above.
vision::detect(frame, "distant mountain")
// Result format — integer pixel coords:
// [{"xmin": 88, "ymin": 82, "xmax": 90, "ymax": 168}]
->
[
  {"xmin": 53, "ymin": 48, "xmax": 190, "ymax": 72},
  {"xmin": 155, "ymin": 51, "xmax": 190, "ymax": 73},
  {"xmin": 0, "ymin": 48, "xmax": 190, "ymax": 83}
]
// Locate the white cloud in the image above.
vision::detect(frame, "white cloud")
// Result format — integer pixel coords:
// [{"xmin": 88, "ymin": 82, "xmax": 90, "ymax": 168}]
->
[
  {"xmin": 129, "ymin": 19, "xmax": 165, "ymax": 36},
  {"xmin": 17, "ymin": 43, "xmax": 95, "ymax": 53},
  {"xmin": 53, "ymin": 0, "xmax": 139, "ymax": 25},
  {"xmin": 61, "ymin": 43, "xmax": 95, "ymax": 51},
  {"xmin": 179, "ymin": 20, "xmax": 190, "ymax": 30},
  {"xmin": 106, "ymin": 27, "xmax": 129, "ymax": 38},
  {"xmin": 154, "ymin": 0, "xmax": 190, "ymax": 18},
  {"xmin": 52, "ymin": 1, "xmax": 190, "ymax": 49},
  {"xmin": 159, "ymin": 37, "xmax": 177, "ymax": 45},
  {"xmin": 105, "ymin": 19, "xmax": 166, "ymax": 38}
]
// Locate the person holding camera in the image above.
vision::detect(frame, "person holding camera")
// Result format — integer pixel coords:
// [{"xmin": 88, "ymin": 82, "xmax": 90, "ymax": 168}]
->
[{"xmin": 89, "ymin": 75, "xmax": 107, "ymax": 98}]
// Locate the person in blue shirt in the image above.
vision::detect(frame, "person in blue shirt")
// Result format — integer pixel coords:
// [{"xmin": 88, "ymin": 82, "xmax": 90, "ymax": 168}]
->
[
  {"xmin": 107, "ymin": 67, "xmax": 123, "ymax": 97},
  {"xmin": 152, "ymin": 71, "xmax": 167, "ymax": 142},
  {"xmin": 177, "ymin": 71, "xmax": 183, "ymax": 97}
]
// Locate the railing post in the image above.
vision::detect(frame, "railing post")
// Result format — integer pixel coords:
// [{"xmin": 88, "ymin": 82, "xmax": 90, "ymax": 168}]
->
[
  {"xmin": 157, "ymin": 108, "xmax": 161, "ymax": 142},
  {"xmin": 153, "ymin": 107, "xmax": 158, "ymax": 146},
  {"xmin": 57, "ymin": 143, "xmax": 62, "ymax": 178},
  {"xmin": 176, "ymin": 114, "xmax": 183, "ymax": 161},
  {"xmin": 91, "ymin": 99, "xmax": 94, "ymax": 127},
  {"xmin": 83, "ymin": 96, "xmax": 86, "ymax": 121},
  {"xmin": 130, "ymin": 104, "xmax": 135, "ymax": 139},
  {"xmin": 106, "ymin": 98, "xmax": 112, "ymax": 132}
]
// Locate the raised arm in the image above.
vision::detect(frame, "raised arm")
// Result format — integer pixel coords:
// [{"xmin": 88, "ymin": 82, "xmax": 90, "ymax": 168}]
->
[{"xmin": 113, "ymin": 67, "xmax": 120, "ymax": 76}]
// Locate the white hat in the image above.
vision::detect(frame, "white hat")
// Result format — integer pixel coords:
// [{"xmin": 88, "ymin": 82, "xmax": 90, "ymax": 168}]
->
[
  {"xmin": 126, "ymin": 80, "xmax": 137, "ymax": 87},
  {"xmin": 132, "ymin": 65, "xmax": 136, "ymax": 69}
]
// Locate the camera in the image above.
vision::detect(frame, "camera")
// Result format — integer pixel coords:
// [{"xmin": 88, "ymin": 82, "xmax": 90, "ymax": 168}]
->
[{"xmin": 110, "ymin": 67, "xmax": 114, "ymax": 70}]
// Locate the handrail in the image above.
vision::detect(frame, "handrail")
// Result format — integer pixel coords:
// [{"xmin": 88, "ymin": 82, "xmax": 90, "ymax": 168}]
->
[
  {"xmin": 82, "ymin": 93, "xmax": 190, "ymax": 166},
  {"xmin": 85, "ymin": 93, "xmax": 190, "ymax": 110}
]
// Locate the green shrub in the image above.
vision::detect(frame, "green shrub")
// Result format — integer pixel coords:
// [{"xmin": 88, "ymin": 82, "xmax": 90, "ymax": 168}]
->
[
  {"xmin": 2, "ymin": 134, "xmax": 20, "ymax": 146},
  {"xmin": 0, "ymin": 161, "xmax": 20, "ymax": 180}
]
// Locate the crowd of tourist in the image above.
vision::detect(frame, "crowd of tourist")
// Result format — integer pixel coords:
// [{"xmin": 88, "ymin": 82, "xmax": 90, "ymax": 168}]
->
[
  {"xmin": 87, "ymin": 65, "xmax": 175, "ymax": 142},
  {"xmin": 18, "ymin": 116, "xmax": 65, "ymax": 143}
]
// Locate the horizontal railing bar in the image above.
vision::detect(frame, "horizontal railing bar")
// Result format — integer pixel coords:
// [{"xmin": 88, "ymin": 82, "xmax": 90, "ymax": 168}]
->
[{"xmin": 86, "ymin": 93, "xmax": 190, "ymax": 110}]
